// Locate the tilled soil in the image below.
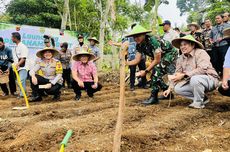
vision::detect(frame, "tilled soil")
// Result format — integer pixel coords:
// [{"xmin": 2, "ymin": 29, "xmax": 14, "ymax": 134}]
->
[{"xmin": 0, "ymin": 83, "xmax": 229, "ymax": 152}]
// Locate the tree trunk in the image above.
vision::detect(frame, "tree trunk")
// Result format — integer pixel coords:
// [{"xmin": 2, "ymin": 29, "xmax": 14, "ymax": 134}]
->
[
  {"xmin": 152, "ymin": 0, "xmax": 160, "ymax": 35},
  {"xmin": 98, "ymin": 0, "xmax": 112, "ymax": 70},
  {"xmin": 61, "ymin": 0, "xmax": 69, "ymax": 30}
]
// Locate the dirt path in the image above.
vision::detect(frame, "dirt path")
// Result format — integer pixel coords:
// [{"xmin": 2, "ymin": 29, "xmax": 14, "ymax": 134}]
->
[{"xmin": 0, "ymin": 83, "xmax": 229, "ymax": 152}]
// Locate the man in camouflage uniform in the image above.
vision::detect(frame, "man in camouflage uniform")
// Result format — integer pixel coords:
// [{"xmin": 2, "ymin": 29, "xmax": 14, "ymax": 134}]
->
[
  {"xmin": 201, "ymin": 19, "xmax": 212, "ymax": 57},
  {"xmin": 126, "ymin": 25, "xmax": 178, "ymax": 105},
  {"xmin": 29, "ymin": 48, "xmax": 63, "ymax": 102}
]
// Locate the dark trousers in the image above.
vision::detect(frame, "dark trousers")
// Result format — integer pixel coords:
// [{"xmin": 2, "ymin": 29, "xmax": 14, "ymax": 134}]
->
[
  {"xmin": 72, "ymin": 80, "xmax": 102, "ymax": 97},
  {"xmin": 218, "ymin": 80, "xmax": 230, "ymax": 97},
  {"xmin": 63, "ymin": 68, "xmax": 71, "ymax": 87},
  {"xmin": 129, "ymin": 58, "xmax": 147, "ymax": 88},
  {"xmin": 211, "ymin": 45, "xmax": 229, "ymax": 75},
  {"xmin": 0, "ymin": 68, "xmax": 16, "ymax": 94},
  {"xmin": 30, "ymin": 74, "xmax": 62, "ymax": 97}
]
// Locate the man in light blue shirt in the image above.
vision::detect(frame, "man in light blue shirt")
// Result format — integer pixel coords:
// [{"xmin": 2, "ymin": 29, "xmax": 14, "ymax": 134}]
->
[{"xmin": 218, "ymin": 28, "xmax": 230, "ymax": 96}]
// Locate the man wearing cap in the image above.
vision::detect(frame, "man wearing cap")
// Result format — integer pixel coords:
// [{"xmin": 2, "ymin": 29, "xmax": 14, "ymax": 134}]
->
[
  {"xmin": 218, "ymin": 28, "xmax": 230, "ymax": 97},
  {"xmin": 29, "ymin": 48, "xmax": 63, "ymax": 102},
  {"xmin": 11, "ymin": 32, "xmax": 29, "ymax": 98},
  {"xmin": 168, "ymin": 35, "xmax": 219, "ymax": 109},
  {"xmin": 201, "ymin": 19, "xmax": 213, "ymax": 57},
  {"xmin": 88, "ymin": 37, "xmax": 100, "ymax": 62},
  {"xmin": 58, "ymin": 42, "xmax": 72, "ymax": 88},
  {"xmin": 210, "ymin": 15, "xmax": 230, "ymax": 76},
  {"xmin": 187, "ymin": 22, "xmax": 202, "ymax": 43},
  {"xmin": 71, "ymin": 50, "xmax": 102, "ymax": 100},
  {"xmin": 0, "ymin": 37, "xmax": 16, "ymax": 96},
  {"xmin": 160, "ymin": 20, "xmax": 179, "ymax": 42},
  {"xmin": 126, "ymin": 25, "xmax": 178, "ymax": 105},
  {"xmin": 72, "ymin": 35, "xmax": 88, "ymax": 56}
]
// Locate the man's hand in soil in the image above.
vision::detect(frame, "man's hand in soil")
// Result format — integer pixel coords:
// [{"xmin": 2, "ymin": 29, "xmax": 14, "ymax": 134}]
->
[
  {"xmin": 32, "ymin": 76, "xmax": 38, "ymax": 85},
  {"xmin": 78, "ymin": 80, "xmax": 84, "ymax": 88},
  {"xmin": 222, "ymin": 81, "xmax": 229, "ymax": 90},
  {"xmin": 92, "ymin": 83, "xmax": 98, "ymax": 89},
  {"xmin": 136, "ymin": 70, "xmax": 146, "ymax": 77}
]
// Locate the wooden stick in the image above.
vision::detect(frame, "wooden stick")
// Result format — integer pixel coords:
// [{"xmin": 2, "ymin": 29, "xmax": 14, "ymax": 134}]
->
[{"xmin": 112, "ymin": 43, "xmax": 128, "ymax": 152}]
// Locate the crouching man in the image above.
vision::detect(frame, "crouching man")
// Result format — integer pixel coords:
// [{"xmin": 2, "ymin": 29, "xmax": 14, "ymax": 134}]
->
[
  {"xmin": 71, "ymin": 50, "xmax": 102, "ymax": 101},
  {"xmin": 29, "ymin": 48, "xmax": 63, "ymax": 102},
  {"xmin": 166, "ymin": 35, "xmax": 219, "ymax": 109}
]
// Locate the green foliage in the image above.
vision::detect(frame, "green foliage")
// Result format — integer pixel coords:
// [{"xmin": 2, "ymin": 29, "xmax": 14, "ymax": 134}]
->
[{"xmin": 6, "ymin": 0, "xmax": 61, "ymax": 28}]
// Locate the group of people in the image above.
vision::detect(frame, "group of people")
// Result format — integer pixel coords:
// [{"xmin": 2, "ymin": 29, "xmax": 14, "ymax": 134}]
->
[
  {"xmin": 0, "ymin": 12, "xmax": 230, "ymax": 109},
  {"xmin": 0, "ymin": 33, "xmax": 102, "ymax": 102}
]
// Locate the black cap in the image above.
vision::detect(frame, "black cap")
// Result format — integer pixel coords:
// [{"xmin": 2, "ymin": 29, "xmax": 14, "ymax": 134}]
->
[
  {"xmin": 159, "ymin": 20, "xmax": 171, "ymax": 26},
  {"xmin": 78, "ymin": 34, "xmax": 84, "ymax": 39}
]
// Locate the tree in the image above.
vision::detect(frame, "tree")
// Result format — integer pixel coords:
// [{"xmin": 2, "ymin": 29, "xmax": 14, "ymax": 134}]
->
[{"xmin": 6, "ymin": 0, "xmax": 61, "ymax": 28}]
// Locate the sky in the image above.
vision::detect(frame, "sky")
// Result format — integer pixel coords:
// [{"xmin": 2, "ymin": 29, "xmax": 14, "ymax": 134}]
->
[
  {"xmin": 158, "ymin": 0, "xmax": 188, "ymax": 27},
  {"xmin": 131, "ymin": 0, "xmax": 188, "ymax": 27}
]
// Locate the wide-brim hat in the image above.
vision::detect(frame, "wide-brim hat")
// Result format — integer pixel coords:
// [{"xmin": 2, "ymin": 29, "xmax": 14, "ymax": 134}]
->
[
  {"xmin": 187, "ymin": 22, "xmax": 200, "ymax": 30},
  {"xmin": 73, "ymin": 50, "xmax": 95, "ymax": 61},
  {"xmin": 125, "ymin": 25, "xmax": 152, "ymax": 37},
  {"xmin": 223, "ymin": 28, "xmax": 230, "ymax": 40},
  {"xmin": 172, "ymin": 35, "xmax": 204, "ymax": 49},
  {"xmin": 36, "ymin": 47, "xmax": 60, "ymax": 58},
  {"xmin": 88, "ymin": 37, "xmax": 99, "ymax": 44}
]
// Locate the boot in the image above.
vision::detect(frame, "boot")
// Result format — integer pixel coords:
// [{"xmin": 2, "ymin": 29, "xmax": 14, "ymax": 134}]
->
[{"xmin": 142, "ymin": 90, "xmax": 159, "ymax": 105}]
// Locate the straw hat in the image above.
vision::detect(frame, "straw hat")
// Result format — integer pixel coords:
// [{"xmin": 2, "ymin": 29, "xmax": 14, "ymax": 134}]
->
[
  {"xmin": 72, "ymin": 50, "xmax": 95, "ymax": 61},
  {"xmin": 187, "ymin": 22, "xmax": 200, "ymax": 30},
  {"xmin": 0, "ymin": 73, "xmax": 9, "ymax": 84},
  {"xmin": 172, "ymin": 35, "xmax": 204, "ymax": 49},
  {"xmin": 88, "ymin": 37, "xmax": 99, "ymax": 44},
  {"xmin": 223, "ymin": 28, "xmax": 230, "ymax": 40},
  {"xmin": 125, "ymin": 25, "xmax": 152, "ymax": 37},
  {"xmin": 36, "ymin": 47, "xmax": 59, "ymax": 58}
]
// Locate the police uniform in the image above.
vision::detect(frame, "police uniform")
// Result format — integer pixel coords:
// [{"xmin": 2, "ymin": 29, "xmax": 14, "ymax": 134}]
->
[
  {"xmin": 72, "ymin": 43, "xmax": 89, "ymax": 56},
  {"xmin": 29, "ymin": 48, "xmax": 63, "ymax": 101},
  {"xmin": 136, "ymin": 35, "xmax": 178, "ymax": 94}
]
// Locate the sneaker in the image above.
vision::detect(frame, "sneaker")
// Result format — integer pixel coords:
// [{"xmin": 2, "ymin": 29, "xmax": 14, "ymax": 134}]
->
[
  {"xmin": 2, "ymin": 92, "xmax": 9, "ymax": 96},
  {"xmin": 29, "ymin": 96, "xmax": 42, "ymax": 102},
  {"xmin": 188, "ymin": 102, "xmax": 205, "ymax": 109},
  {"xmin": 203, "ymin": 96, "xmax": 210, "ymax": 105},
  {"xmin": 52, "ymin": 94, "xmax": 60, "ymax": 101},
  {"xmin": 130, "ymin": 87, "xmax": 135, "ymax": 91},
  {"xmin": 75, "ymin": 95, "xmax": 81, "ymax": 101}
]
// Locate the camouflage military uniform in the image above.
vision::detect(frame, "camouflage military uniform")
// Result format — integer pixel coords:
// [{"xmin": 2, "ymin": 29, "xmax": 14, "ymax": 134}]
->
[
  {"xmin": 136, "ymin": 35, "xmax": 178, "ymax": 93},
  {"xmin": 29, "ymin": 58, "xmax": 63, "ymax": 98},
  {"xmin": 201, "ymin": 28, "xmax": 212, "ymax": 52}
]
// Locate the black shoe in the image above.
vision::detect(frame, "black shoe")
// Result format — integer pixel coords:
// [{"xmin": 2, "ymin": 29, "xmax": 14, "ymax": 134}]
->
[
  {"xmin": 29, "ymin": 96, "xmax": 42, "ymax": 102},
  {"xmin": 142, "ymin": 90, "xmax": 159, "ymax": 105},
  {"xmin": 75, "ymin": 95, "xmax": 81, "ymax": 101},
  {"xmin": 52, "ymin": 94, "xmax": 60, "ymax": 101},
  {"xmin": 142, "ymin": 96, "xmax": 159, "ymax": 105},
  {"xmin": 158, "ymin": 93, "xmax": 174, "ymax": 100}
]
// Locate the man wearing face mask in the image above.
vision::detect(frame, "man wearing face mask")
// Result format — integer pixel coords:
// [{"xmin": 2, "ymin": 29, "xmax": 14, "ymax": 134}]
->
[
  {"xmin": 29, "ymin": 48, "xmax": 63, "ymax": 102},
  {"xmin": 126, "ymin": 25, "xmax": 178, "ymax": 105}
]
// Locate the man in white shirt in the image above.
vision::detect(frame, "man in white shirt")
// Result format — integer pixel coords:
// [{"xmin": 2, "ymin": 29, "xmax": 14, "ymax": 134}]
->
[
  {"xmin": 11, "ymin": 32, "xmax": 29, "ymax": 97},
  {"xmin": 160, "ymin": 20, "xmax": 179, "ymax": 42}
]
